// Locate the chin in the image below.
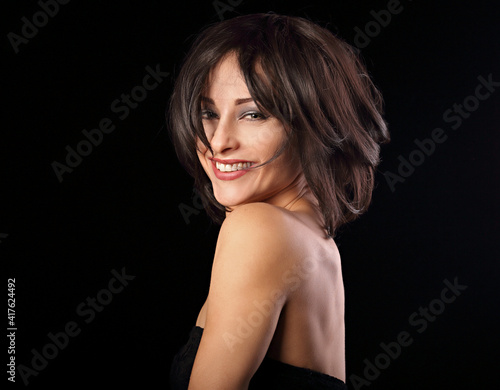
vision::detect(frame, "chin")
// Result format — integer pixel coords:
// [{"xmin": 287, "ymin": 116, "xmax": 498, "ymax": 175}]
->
[{"xmin": 212, "ymin": 188, "xmax": 250, "ymax": 209}]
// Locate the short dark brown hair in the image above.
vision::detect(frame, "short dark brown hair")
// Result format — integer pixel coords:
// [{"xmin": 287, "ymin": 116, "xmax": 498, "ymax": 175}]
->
[{"xmin": 168, "ymin": 13, "xmax": 389, "ymax": 235}]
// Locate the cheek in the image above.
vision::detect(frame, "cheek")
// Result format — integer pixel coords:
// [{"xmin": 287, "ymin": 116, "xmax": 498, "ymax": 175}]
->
[
  {"xmin": 263, "ymin": 132, "xmax": 301, "ymax": 176},
  {"xmin": 249, "ymin": 124, "xmax": 287, "ymax": 159}
]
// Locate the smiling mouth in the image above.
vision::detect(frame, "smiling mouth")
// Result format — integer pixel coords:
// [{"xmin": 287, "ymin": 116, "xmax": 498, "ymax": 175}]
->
[{"xmin": 214, "ymin": 161, "xmax": 252, "ymax": 172}]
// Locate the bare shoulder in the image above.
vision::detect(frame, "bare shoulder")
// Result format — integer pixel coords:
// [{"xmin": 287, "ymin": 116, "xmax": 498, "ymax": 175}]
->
[
  {"xmin": 222, "ymin": 202, "xmax": 290, "ymax": 234},
  {"xmin": 220, "ymin": 202, "xmax": 343, "ymax": 297},
  {"xmin": 212, "ymin": 202, "xmax": 302, "ymax": 297},
  {"xmin": 217, "ymin": 202, "xmax": 297, "ymax": 261},
  {"xmin": 220, "ymin": 201, "xmax": 338, "ymax": 261}
]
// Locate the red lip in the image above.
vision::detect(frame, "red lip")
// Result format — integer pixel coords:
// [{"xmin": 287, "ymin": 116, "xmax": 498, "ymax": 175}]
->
[{"xmin": 210, "ymin": 159, "xmax": 254, "ymax": 181}]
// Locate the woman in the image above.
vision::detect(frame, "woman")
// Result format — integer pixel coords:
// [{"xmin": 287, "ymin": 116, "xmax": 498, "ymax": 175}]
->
[{"xmin": 168, "ymin": 13, "xmax": 389, "ymax": 389}]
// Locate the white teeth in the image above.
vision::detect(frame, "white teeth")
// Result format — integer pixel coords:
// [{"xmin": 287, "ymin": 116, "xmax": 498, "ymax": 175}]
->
[{"xmin": 215, "ymin": 161, "xmax": 251, "ymax": 172}]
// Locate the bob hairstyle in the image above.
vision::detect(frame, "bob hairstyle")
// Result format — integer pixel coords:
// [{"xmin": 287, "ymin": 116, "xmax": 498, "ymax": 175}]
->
[{"xmin": 168, "ymin": 13, "xmax": 390, "ymax": 235}]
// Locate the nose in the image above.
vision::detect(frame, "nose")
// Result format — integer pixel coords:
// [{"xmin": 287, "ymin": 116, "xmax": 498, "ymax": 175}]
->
[{"xmin": 208, "ymin": 116, "xmax": 239, "ymax": 155}]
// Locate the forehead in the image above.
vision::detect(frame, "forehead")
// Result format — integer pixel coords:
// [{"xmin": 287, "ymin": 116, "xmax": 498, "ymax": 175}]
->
[{"xmin": 205, "ymin": 53, "xmax": 249, "ymax": 99}]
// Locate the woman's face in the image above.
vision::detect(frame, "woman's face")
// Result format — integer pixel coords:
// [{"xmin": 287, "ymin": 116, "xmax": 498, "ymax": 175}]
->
[{"xmin": 196, "ymin": 53, "xmax": 302, "ymax": 209}]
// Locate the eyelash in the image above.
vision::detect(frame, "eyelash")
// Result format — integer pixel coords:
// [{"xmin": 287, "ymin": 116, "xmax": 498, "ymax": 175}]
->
[{"xmin": 201, "ymin": 109, "xmax": 268, "ymax": 121}]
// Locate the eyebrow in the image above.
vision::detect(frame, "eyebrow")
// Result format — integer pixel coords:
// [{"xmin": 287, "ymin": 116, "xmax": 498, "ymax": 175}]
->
[{"xmin": 201, "ymin": 96, "xmax": 255, "ymax": 106}]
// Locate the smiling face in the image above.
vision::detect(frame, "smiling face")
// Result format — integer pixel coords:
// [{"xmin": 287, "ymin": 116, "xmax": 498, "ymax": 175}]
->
[{"xmin": 196, "ymin": 53, "xmax": 303, "ymax": 210}]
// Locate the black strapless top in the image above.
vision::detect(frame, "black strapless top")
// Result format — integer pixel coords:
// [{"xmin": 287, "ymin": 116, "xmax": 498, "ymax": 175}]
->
[{"xmin": 169, "ymin": 325, "xmax": 347, "ymax": 389}]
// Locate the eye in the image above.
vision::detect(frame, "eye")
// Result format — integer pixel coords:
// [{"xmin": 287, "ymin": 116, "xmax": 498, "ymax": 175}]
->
[
  {"xmin": 241, "ymin": 111, "xmax": 268, "ymax": 121},
  {"xmin": 201, "ymin": 109, "xmax": 218, "ymax": 120}
]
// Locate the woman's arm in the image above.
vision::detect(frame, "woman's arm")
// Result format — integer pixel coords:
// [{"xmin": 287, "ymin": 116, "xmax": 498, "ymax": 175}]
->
[{"xmin": 188, "ymin": 203, "xmax": 299, "ymax": 390}]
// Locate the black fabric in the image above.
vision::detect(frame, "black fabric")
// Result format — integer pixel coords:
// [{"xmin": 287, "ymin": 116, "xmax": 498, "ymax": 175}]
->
[{"xmin": 169, "ymin": 325, "xmax": 347, "ymax": 390}]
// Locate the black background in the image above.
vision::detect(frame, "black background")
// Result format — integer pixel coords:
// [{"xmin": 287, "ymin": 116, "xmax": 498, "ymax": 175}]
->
[{"xmin": 3, "ymin": 0, "xmax": 499, "ymax": 388}]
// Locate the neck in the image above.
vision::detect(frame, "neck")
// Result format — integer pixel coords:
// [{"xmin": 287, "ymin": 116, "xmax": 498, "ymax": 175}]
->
[
  {"xmin": 225, "ymin": 172, "xmax": 318, "ymax": 214},
  {"xmin": 266, "ymin": 173, "xmax": 313, "ymax": 210}
]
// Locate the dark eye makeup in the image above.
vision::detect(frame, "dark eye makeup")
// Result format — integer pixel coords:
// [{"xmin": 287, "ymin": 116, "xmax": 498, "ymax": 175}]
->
[{"xmin": 201, "ymin": 108, "xmax": 268, "ymax": 121}]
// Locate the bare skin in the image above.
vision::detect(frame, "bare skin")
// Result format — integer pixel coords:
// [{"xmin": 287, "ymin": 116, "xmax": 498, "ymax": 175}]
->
[{"xmin": 188, "ymin": 53, "xmax": 345, "ymax": 389}]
